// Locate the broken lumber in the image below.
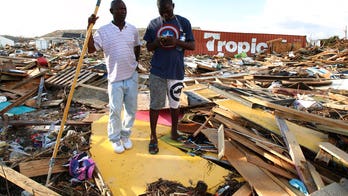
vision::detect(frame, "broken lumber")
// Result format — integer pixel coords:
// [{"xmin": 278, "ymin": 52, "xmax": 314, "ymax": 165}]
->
[
  {"xmin": 319, "ymin": 142, "xmax": 348, "ymax": 166},
  {"xmin": 215, "ymin": 99, "xmax": 328, "ymax": 152},
  {"xmin": 19, "ymin": 158, "xmax": 67, "ymax": 177},
  {"xmin": 224, "ymin": 141, "xmax": 289, "ymax": 196},
  {"xmin": 275, "ymin": 116, "xmax": 318, "ymax": 193},
  {"xmin": 243, "ymin": 96, "xmax": 348, "ymax": 130},
  {"xmin": 0, "ymin": 164, "xmax": 60, "ymax": 195}
]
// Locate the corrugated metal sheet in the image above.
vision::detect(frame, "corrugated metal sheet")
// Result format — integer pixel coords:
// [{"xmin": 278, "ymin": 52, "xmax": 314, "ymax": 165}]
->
[{"xmin": 185, "ymin": 30, "xmax": 307, "ymax": 57}]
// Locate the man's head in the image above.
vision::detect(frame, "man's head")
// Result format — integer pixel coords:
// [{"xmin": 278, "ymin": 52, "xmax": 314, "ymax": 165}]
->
[
  {"xmin": 110, "ymin": 0, "xmax": 127, "ymax": 23},
  {"xmin": 157, "ymin": 0, "xmax": 174, "ymax": 22}
]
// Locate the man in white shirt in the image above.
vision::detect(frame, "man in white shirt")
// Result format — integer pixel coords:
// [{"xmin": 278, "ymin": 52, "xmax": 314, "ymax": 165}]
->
[{"xmin": 88, "ymin": 0, "xmax": 140, "ymax": 154}]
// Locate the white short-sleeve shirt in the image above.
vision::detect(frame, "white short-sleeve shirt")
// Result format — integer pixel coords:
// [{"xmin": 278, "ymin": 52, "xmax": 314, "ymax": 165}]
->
[{"xmin": 93, "ymin": 22, "xmax": 140, "ymax": 83}]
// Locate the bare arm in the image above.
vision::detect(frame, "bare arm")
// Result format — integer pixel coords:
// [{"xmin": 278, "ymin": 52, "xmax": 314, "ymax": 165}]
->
[{"xmin": 87, "ymin": 14, "xmax": 98, "ymax": 53}]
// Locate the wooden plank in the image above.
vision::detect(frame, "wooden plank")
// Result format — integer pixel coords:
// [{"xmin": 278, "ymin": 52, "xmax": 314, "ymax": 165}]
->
[
  {"xmin": 215, "ymin": 99, "xmax": 328, "ymax": 152},
  {"xmin": 209, "ymin": 84, "xmax": 254, "ymax": 108},
  {"xmin": 328, "ymin": 92, "xmax": 348, "ymax": 104},
  {"xmin": 57, "ymin": 70, "xmax": 78, "ymax": 85},
  {"xmin": 76, "ymin": 72, "xmax": 99, "ymax": 87},
  {"xmin": 232, "ymin": 183, "xmax": 252, "ymax": 196},
  {"xmin": 45, "ymin": 67, "xmax": 71, "ymax": 83},
  {"xmin": 255, "ymin": 141, "xmax": 294, "ymax": 165},
  {"xmin": 41, "ymin": 99, "xmax": 64, "ymax": 107},
  {"xmin": 314, "ymin": 149, "xmax": 332, "ymax": 165},
  {"xmin": 201, "ymin": 129, "xmax": 289, "ymax": 195},
  {"xmin": 194, "ymin": 88, "xmax": 220, "ymax": 99},
  {"xmin": 11, "ymin": 70, "xmax": 48, "ymax": 90},
  {"xmin": 275, "ymin": 110, "xmax": 348, "ymax": 136},
  {"xmin": 213, "ymin": 108, "xmax": 288, "ymax": 156},
  {"xmin": 49, "ymin": 67, "xmax": 75, "ymax": 84},
  {"xmin": 261, "ymin": 168, "xmax": 298, "ymax": 196},
  {"xmin": 192, "ymin": 114, "xmax": 213, "ymax": 137},
  {"xmin": 217, "ymin": 124, "xmax": 225, "ymax": 160},
  {"xmin": 214, "ymin": 113, "xmax": 297, "ymax": 174},
  {"xmin": 0, "ymin": 165, "xmax": 60, "ymax": 195},
  {"xmin": 319, "ymin": 142, "xmax": 348, "ymax": 166},
  {"xmin": 275, "ymin": 116, "xmax": 318, "ymax": 193},
  {"xmin": 307, "ymin": 162, "xmax": 325, "ymax": 190},
  {"xmin": 224, "ymin": 129, "xmax": 297, "ymax": 177},
  {"xmin": 224, "ymin": 141, "xmax": 289, "ymax": 196},
  {"xmin": 323, "ymin": 102, "xmax": 348, "ymax": 110},
  {"xmin": 242, "ymin": 96, "xmax": 348, "ymax": 130},
  {"xmin": 242, "ymin": 146, "xmax": 296, "ymax": 179},
  {"xmin": 182, "ymin": 83, "xmax": 208, "ymax": 92},
  {"xmin": 69, "ymin": 70, "xmax": 93, "ymax": 86},
  {"xmin": 19, "ymin": 158, "xmax": 68, "ymax": 177}
]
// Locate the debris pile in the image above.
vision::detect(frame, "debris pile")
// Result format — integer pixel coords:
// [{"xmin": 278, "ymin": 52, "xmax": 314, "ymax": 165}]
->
[{"xmin": 0, "ymin": 34, "xmax": 348, "ymax": 195}]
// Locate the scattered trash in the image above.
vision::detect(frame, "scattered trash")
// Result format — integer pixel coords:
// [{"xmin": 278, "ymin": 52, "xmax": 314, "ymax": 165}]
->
[
  {"xmin": 68, "ymin": 151, "xmax": 95, "ymax": 182},
  {"xmin": 289, "ymin": 179, "xmax": 309, "ymax": 196}
]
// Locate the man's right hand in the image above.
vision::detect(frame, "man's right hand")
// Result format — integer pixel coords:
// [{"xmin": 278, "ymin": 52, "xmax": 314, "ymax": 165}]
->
[{"xmin": 88, "ymin": 14, "xmax": 99, "ymax": 28}]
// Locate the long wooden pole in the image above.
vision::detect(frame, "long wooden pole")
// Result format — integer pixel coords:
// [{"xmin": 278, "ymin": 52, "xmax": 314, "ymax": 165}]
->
[{"xmin": 46, "ymin": 0, "xmax": 102, "ymax": 186}]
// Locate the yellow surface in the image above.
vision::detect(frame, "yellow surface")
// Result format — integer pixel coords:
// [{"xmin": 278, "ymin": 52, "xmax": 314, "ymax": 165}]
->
[{"xmin": 90, "ymin": 115, "xmax": 229, "ymax": 196}]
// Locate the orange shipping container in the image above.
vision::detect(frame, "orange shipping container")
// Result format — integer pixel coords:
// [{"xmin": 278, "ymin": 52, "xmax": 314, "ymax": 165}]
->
[{"xmin": 185, "ymin": 29, "xmax": 307, "ymax": 57}]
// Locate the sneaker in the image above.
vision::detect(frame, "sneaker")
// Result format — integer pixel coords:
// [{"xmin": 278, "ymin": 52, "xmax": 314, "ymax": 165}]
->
[
  {"xmin": 121, "ymin": 137, "xmax": 133, "ymax": 149},
  {"xmin": 112, "ymin": 141, "xmax": 125, "ymax": 153}
]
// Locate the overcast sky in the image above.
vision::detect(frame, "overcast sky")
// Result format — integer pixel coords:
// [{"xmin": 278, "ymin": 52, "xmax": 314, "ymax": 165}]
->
[{"xmin": 1, "ymin": 0, "xmax": 347, "ymax": 40}]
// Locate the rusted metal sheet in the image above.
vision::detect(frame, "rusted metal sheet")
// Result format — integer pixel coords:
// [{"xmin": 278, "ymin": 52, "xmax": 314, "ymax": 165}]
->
[{"xmin": 186, "ymin": 30, "xmax": 307, "ymax": 57}]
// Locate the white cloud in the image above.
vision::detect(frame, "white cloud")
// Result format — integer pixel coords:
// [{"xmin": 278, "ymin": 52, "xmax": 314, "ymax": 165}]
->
[{"xmin": 261, "ymin": 0, "xmax": 348, "ymax": 39}]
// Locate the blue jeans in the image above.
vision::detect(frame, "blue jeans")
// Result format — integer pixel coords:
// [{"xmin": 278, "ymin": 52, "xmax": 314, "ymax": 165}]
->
[{"xmin": 108, "ymin": 72, "xmax": 138, "ymax": 142}]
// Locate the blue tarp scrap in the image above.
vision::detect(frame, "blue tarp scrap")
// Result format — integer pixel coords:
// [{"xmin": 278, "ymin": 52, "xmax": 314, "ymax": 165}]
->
[{"xmin": 0, "ymin": 101, "xmax": 36, "ymax": 115}]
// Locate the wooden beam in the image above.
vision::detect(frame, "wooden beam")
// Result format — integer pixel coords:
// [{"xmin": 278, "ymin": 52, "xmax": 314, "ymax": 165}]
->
[
  {"xmin": 243, "ymin": 96, "xmax": 348, "ymax": 130},
  {"xmin": 201, "ymin": 129, "xmax": 288, "ymax": 195},
  {"xmin": 217, "ymin": 124, "xmax": 225, "ymax": 160},
  {"xmin": 212, "ymin": 108, "xmax": 287, "ymax": 154},
  {"xmin": 225, "ymin": 131, "xmax": 297, "ymax": 176},
  {"xmin": 215, "ymin": 99, "xmax": 328, "ymax": 152},
  {"xmin": 261, "ymin": 168, "xmax": 298, "ymax": 196},
  {"xmin": 319, "ymin": 142, "xmax": 348, "ymax": 166},
  {"xmin": 11, "ymin": 70, "xmax": 48, "ymax": 90},
  {"xmin": 241, "ymin": 146, "xmax": 296, "ymax": 179},
  {"xmin": 275, "ymin": 110, "xmax": 348, "ymax": 136},
  {"xmin": 307, "ymin": 162, "xmax": 325, "ymax": 190},
  {"xmin": 19, "ymin": 158, "xmax": 68, "ymax": 177},
  {"xmin": 192, "ymin": 114, "xmax": 213, "ymax": 137},
  {"xmin": 214, "ymin": 113, "xmax": 297, "ymax": 174},
  {"xmin": 275, "ymin": 116, "xmax": 318, "ymax": 193},
  {"xmin": 224, "ymin": 141, "xmax": 289, "ymax": 196},
  {"xmin": 0, "ymin": 165, "xmax": 60, "ymax": 195}
]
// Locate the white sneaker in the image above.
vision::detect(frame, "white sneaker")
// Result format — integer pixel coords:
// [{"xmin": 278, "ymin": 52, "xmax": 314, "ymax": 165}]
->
[
  {"xmin": 112, "ymin": 141, "xmax": 125, "ymax": 153},
  {"xmin": 122, "ymin": 137, "xmax": 133, "ymax": 149}
]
